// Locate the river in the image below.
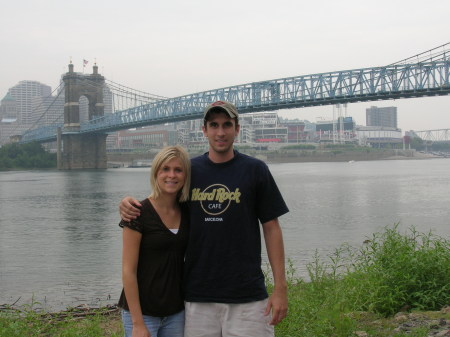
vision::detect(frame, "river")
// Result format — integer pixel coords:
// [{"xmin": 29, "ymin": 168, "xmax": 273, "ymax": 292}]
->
[{"xmin": 0, "ymin": 158, "xmax": 449, "ymax": 311}]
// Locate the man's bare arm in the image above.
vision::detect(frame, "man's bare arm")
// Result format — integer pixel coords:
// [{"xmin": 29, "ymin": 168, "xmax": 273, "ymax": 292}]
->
[
  {"xmin": 119, "ymin": 196, "xmax": 142, "ymax": 222},
  {"xmin": 262, "ymin": 218, "xmax": 288, "ymax": 326}
]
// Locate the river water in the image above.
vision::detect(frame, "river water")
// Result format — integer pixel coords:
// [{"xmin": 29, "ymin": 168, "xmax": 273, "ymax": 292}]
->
[{"xmin": 0, "ymin": 158, "xmax": 449, "ymax": 311}]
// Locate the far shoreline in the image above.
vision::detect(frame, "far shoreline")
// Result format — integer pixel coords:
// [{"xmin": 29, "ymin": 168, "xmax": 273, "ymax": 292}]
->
[
  {"xmin": 263, "ymin": 149, "xmax": 444, "ymax": 164},
  {"xmin": 108, "ymin": 149, "xmax": 445, "ymax": 168}
]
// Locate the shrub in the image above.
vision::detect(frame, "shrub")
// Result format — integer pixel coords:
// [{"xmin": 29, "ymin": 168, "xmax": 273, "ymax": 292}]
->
[
  {"xmin": 293, "ymin": 224, "xmax": 450, "ymax": 317},
  {"xmin": 346, "ymin": 225, "xmax": 450, "ymax": 316}
]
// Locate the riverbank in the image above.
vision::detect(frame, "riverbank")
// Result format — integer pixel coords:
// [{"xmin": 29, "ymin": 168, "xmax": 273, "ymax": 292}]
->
[
  {"xmin": 0, "ymin": 304, "xmax": 122, "ymax": 337},
  {"xmin": 107, "ymin": 148, "xmax": 443, "ymax": 167},
  {"xmin": 264, "ymin": 149, "xmax": 441, "ymax": 164},
  {"xmin": 1, "ymin": 304, "xmax": 449, "ymax": 337}
]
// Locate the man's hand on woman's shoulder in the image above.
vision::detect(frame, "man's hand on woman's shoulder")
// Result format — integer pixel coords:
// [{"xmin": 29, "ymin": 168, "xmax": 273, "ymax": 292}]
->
[{"xmin": 119, "ymin": 196, "xmax": 142, "ymax": 222}]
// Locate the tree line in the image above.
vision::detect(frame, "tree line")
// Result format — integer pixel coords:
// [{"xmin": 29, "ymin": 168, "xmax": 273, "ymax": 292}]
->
[
  {"xmin": 0, "ymin": 142, "xmax": 56, "ymax": 170},
  {"xmin": 409, "ymin": 137, "xmax": 450, "ymax": 151}
]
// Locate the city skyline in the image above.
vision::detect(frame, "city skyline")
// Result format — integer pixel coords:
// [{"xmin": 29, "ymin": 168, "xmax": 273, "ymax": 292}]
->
[{"xmin": 1, "ymin": 0, "xmax": 449, "ymax": 132}]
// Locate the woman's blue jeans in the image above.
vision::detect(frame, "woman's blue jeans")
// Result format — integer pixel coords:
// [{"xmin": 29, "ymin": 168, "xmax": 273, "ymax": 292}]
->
[{"xmin": 121, "ymin": 309, "xmax": 185, "ymax": 337}]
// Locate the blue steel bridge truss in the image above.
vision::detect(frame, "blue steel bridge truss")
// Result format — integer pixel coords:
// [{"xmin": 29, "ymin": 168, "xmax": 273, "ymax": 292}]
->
[{"xmin": 21, "ymin": 58, "xmax": 450, "ymax": 143}]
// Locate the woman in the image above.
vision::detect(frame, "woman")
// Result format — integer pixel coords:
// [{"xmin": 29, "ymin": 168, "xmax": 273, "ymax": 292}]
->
[{"xmin": 118, "ymin": 145, "xmax": 191, "ymax": 337}]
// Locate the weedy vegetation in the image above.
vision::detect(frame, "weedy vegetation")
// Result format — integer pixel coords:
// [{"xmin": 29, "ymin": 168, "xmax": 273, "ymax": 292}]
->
[{"xmin": 268, "ymin": 224, "xmax": 450, "ymax": 336}]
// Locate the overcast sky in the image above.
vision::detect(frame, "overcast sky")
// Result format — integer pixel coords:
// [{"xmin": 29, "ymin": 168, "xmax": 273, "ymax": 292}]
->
[{"xmin": 1, "ymin": 0, "xmax": 449, "ymax": 131}]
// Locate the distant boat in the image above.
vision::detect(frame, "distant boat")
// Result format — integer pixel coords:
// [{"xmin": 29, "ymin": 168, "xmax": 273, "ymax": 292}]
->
[{"xmin": 348, "ymin": 160, "xmax": 356, "ymax": 164}]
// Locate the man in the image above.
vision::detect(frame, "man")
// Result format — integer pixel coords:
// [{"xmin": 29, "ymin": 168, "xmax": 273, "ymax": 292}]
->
[{"xmin": 119, "ymin": 100, "xmax": 289, "ymax": 337}]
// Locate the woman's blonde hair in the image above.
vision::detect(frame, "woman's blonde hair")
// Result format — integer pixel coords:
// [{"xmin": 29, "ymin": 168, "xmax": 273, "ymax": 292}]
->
[{"xmin": 149, "ymin": 145, "xmax": 191, "ymax": 202}]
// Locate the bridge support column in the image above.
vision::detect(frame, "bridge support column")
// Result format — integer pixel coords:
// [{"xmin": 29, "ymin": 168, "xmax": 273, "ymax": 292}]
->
[
  {"xmin": 60, "ymin": 133, "xmax": 107, "ymax": 169},
  {"xmin": 58, "ymin": 62, "xmax": 108, "ymax": 169},
  {"xmin": 57, "ymin": 127, "xmax": 62, "ymax": 170}
]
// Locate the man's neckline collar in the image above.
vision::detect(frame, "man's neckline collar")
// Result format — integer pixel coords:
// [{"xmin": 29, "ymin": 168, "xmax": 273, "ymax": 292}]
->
[{"xmin": 205, "ymin": 150, "xmax": 239, "ymax": 165}]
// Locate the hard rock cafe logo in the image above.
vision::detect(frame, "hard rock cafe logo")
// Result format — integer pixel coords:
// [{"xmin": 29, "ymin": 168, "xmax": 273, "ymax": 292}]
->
[{"xmin": 191, "ymin": 184, "xmax": 241, "ymax": 216}]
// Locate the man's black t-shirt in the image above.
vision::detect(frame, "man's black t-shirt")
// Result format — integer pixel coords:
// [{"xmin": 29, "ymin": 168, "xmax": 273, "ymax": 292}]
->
[{"xmin": 184, "ymin": 151, "xmax": 289, "ymax": 303}]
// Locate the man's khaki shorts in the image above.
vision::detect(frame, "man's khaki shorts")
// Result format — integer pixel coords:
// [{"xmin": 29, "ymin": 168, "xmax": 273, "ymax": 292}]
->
[{"xmin": 184, "ymin": 299, "xmax": 274, "ymax": 337}]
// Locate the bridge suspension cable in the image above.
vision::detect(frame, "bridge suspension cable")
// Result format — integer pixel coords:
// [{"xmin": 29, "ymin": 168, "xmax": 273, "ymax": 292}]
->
[
  {"xmin": 389, "ymin": 42, "xmax": 450, "ymax": 66},
  {"xmin": 105, "ymin": 79, "xmax": 167, "ymax": 113},
  {"xmin": 14, "ymin": 78, "xmax": 169, "ymax": 141}
]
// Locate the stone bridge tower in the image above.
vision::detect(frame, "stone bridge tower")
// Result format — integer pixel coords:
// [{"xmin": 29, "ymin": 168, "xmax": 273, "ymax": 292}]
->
[{"xmin": 59, "ymin": 62, "xmax": 107, "ymax": 169}]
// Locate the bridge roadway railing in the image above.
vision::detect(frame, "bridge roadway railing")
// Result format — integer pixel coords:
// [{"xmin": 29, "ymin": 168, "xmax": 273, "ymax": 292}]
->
[{"xmin": 22, "ymin": 60, "xmax": 450, "ymax": 142}]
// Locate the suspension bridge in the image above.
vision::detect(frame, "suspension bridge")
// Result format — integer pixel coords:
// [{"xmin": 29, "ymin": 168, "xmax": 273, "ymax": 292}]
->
[{"xmin": 17, "ymin": 43, "xmax": 450, "ymax": 168}]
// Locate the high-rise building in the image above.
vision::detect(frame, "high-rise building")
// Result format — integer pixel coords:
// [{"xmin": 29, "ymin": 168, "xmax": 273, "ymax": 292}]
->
[
  {"xmin": 0, "ymin": 93, "xmax": 20, "ymax": 144},
  {"xmin": 366, "ymin": 106, "xmax": 397, "ymax": 128},
  {"xmin": 8, "ymin": 80, "xmax": 52, "ymax": 126}
]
